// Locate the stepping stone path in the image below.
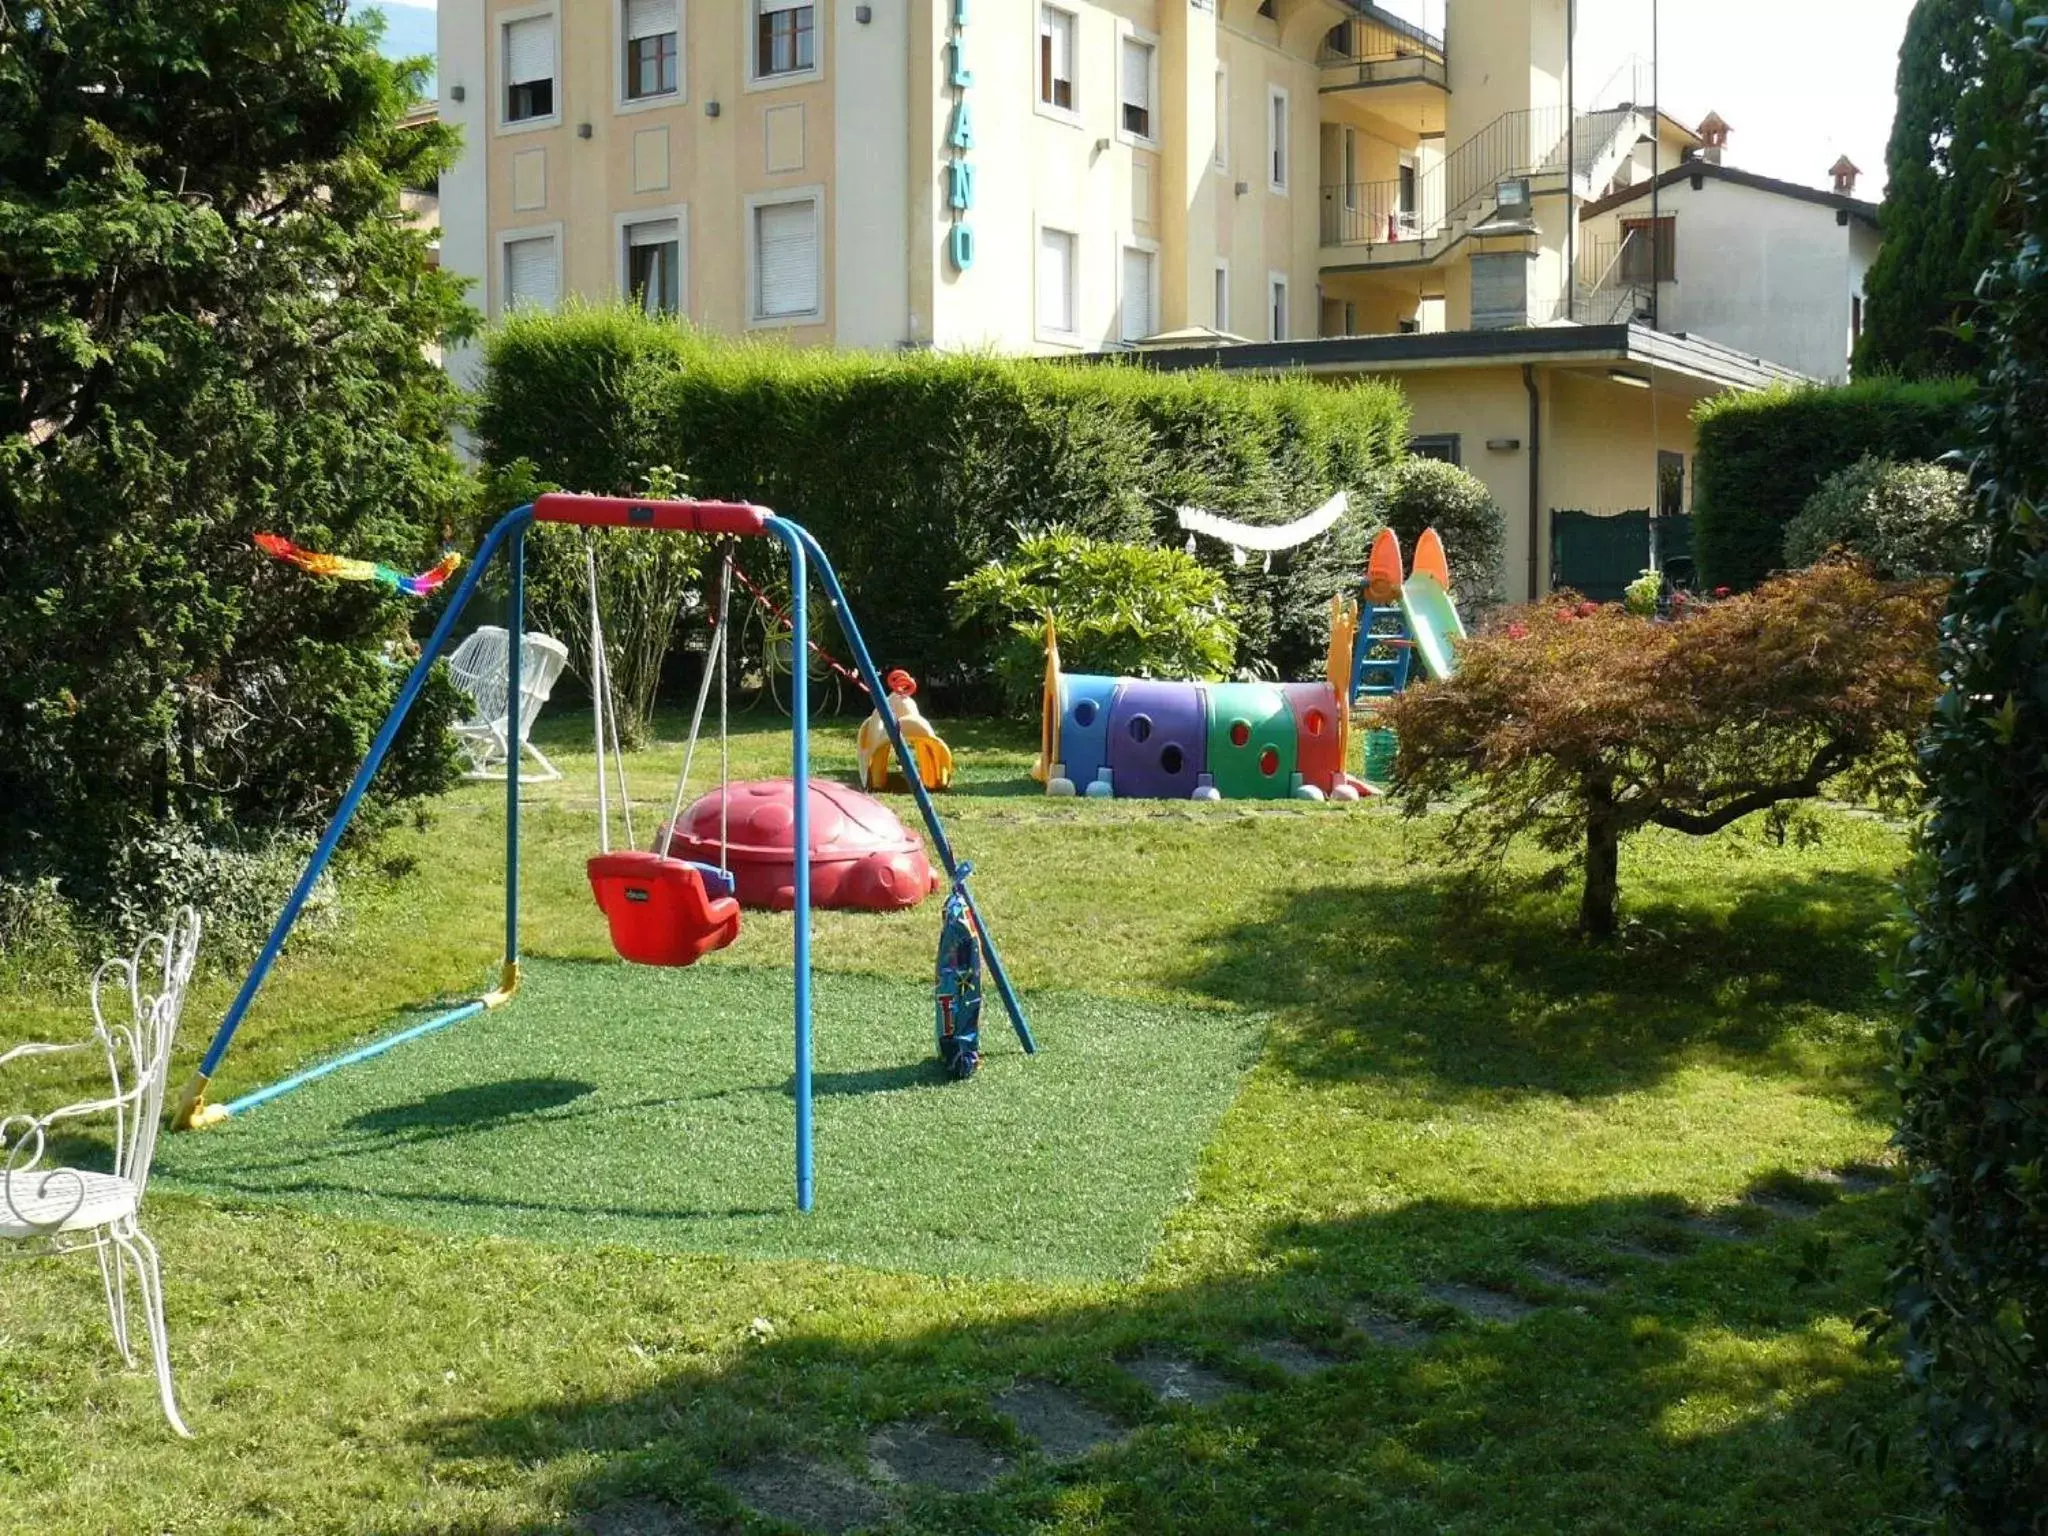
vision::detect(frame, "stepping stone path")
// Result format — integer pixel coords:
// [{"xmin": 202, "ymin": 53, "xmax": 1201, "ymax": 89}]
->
[
  {"xmin": 718, "ymin": 1454, "xmax": 892, "ymax": 1536},
  {"xmin": 993, "ymin": 1382, "xmax": 1128, "ymax": 1463},
  {"xmin": 1244, "ymin": 1338, "xmax": 1341, "ymax": 1379},
  {"xmin": 866, "ymin": 1421, "xmax": 1008, "ymax": 1495},
  {"xmin": 1425, "ymin": 1282, "xmax": 1537, "ymax": 1325},
  {"xmin": 1121, "ymin": 1352, "xmax": 1241, "ymax": 1406},
  {"xmin": 1524, "ymin": 1261, "xmax": 1607, "ymax": 1296},
  {"xmin": 1602, "ymin": 1237, "xmax": 1680, "ymax": 1264},
  {"xmin": 577, "ymin": 1499, "xmax": 706, "ymax": 1536},
  {"xmin": 1746, "ymin": 1191, "xmax": 1822, "ymax": 1220},
  {"xmin": 1811, "ymin": 1165, "xmax": 1890, "ymax": 1196},
  {"xmin": 1673, "ymin": 1214, "xmax": 1752, "ymax": 1243},
  {"xmin": 1346, "ymin": 1306, "xmax": 1436, "ymax": 1349}
]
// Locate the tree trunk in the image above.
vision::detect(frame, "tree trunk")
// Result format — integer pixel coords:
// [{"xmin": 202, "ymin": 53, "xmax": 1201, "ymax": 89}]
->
[{"xmin": 1580, "ymin": 780, "xmax": 1621, "ymax": 939}]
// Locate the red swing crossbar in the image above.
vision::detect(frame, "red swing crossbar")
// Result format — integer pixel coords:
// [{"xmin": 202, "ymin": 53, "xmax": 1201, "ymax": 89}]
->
[{"xmin": 534, "ymin": 492, "xmax": 771, "ymax": 536}]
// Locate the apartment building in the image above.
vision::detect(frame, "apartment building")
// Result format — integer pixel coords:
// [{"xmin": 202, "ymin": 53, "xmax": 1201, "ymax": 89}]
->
[
  {"xmin": 438, "ymin": 0, "xmax": 1707, "ymax": 359},
  {"xmin": 436, "ymin": 0, "xmax": 1821, "ymax": 600}
]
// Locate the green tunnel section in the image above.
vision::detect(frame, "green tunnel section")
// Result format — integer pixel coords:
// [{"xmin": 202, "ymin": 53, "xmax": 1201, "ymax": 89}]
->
[{"xmin": 1204, "ymin": 683, "xmax": 1298, "ymax": 800}]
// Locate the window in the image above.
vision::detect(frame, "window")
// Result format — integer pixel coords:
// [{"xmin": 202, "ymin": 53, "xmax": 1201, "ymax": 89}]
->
[
  {"xmin": 1621, "ymin": 216, "xmax": 1676, "ymax": 282},
  {"xmin": 1039, "ymin": 6, "xmax": 1077, "ymax": 114},
  {"xmin": 1269, "ymin": 272, "xmax": 1288, "ymax": 341},
  {"xmin": 1344, "ymin": 300, "xmax": 1358, "ymax": 335},
  {"xmin": 1120, "ymin": 35, "xmax": 1155, "ymax": 142},
  {"xmin": 1267, "ymin": 86, "xmax": 1289, "ymax": 191},
  {"xmin": 1213, "ymin": 68, "xmax": 1228, "ymax": 171},
  {"xmin": 624, "ymin": 216, "xmax": 682, "ymax": 315},
  {"xmin": 1343, "ymin": 128, "xmax": 1358, "ymax": 210},
  {"xmin": 1852, "ymin": 293, "xmax": 1864, "ymax": 347},
  {"xmin": 502, "ymin": 232, "xmax": 559, "ymax": 312},
  {"xmin": 1037, "ymin": 226, "xmax": 1077, "ymax": 339},
  {"xmin": 1658, "ymin": 450, "xmax": 1685, "ymax": 519},
  {"xmin": 503, "ymin": 14, "xmax": 556, "ymax": 124},
  {"xmin": 1214, "ymin": 260, "xmax": 1230, "ymax": 332},
  {"xmin": 751, "ymin": 194, "xmax": 819, "ymax": 321},
  {"xmin": 1410, "ymin": 434, "xmax": 1462, "ymax": 465},
  {"xmin": 624, "ymin": 0, "xmax": 679, "ymax": 101},
  {"xmin": 755, "ymin": 2, "xmax": 814, "ymax": 79},
  {"xmin": 1397, "ymin": 155, "xmax": 1418, "ymax": 231},
  {"xmin": 1121, "ymin": 245, "xmax": 1156, "ymax": 343}
]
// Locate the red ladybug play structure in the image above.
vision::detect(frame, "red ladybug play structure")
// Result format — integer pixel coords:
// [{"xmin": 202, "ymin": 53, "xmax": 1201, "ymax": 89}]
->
[{"xmin": 658, "ymin": 778, "xmax": 939, "ymax": 913}]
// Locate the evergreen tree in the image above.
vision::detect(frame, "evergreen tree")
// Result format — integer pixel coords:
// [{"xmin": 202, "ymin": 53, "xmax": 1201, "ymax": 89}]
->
[
  {"xmin": 0, "ymin": 1, "xmax": 474, "ymax": 925},
  {"xmin": 1893, "ymin": 4, "xmax": 2048, "ymax": 1522},
  {"xmin": 1858, "ymin": 0, "xmax": 2026, "ymax": 378}
]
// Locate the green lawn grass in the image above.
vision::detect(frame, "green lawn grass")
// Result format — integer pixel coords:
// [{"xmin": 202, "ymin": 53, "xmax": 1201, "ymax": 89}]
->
[
  {"xmin": 157, "ymin": 961, "xmax": 1263, "ymax": 1281},
  {"xmin": 0, "ymin": 710, "xmax": 1928, "ymax": 1533}
]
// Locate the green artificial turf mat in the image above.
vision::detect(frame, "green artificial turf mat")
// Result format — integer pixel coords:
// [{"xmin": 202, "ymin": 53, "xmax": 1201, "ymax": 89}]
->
[{"xmin": 158, "ymin": 959, "xmax": 1262, "ymax": 1281}]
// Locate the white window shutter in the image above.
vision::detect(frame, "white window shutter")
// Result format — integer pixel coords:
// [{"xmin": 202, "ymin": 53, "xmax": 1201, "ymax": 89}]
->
[
  {"xmin": 1038, "ymin": 230, "xmax": 1073, "ymax": 333},
  {"xmin": 506, "ymin": 15, "xmax": 553, "ymax": 85},
  {"xmin": 1121, "ymin": 39, "xmax": 1149, "ymax": 110},
  {"xmin": 1048, "ymin": 10, "xmax": 1072, "ymax": 81},
  {"xmin": 626, "ymin": 0, "xmax": 675, "ymax": 39},
  {"xmin": 628, "ymin": 216, "xmax": 679, "ymax": 246},
  {"xmin": 756, "ymin": 200, "xmax": 818, "ymax": 318},
  {"xmin": 506, "ymin": 236, "xmax": 558, "ymax": 311},
  {"xmin": 1121, "ymin": 248, "xmax": 1153, "ymax": 342}
]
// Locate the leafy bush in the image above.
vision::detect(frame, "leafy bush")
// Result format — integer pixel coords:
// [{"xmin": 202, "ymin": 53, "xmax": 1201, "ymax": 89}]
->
[
  {"xmin": 1782, "ymin": 456, "xmax": 1982, "ymax": 579},
  {"xmin": 1692, "ymin": 377, "xmax": 1977, "ymax": 590},
  {"xmin": 950, "ymin": 529, "xmax": 1239, "ymax": 712},
  {"xmin": 1893, "ymin": 8, "xmax": 2048, "ymax": 1522},
  {"xmin": 1381, "ymin": 562, "xmax": 1943, "ymax": 937},
  {"xmin": 1382, "ymin": 458, "xmax": 1507, "ymax": 609},
  {"xmin": 0, "ymin": 3, "xmax": 470, "ymax": 933},
  {"xmin": 475, "ymin": 311, "xmax": 1408, "ymax": 698}
]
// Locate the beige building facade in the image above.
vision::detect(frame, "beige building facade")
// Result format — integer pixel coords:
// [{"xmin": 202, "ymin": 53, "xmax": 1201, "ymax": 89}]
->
[
  {"xmin": 436, "ymin": 0, "xmax": 1820, "ymax": 601},
  {"xmin": 438, "ymin": 0, "xmax": 1708, "ymax": 364}
]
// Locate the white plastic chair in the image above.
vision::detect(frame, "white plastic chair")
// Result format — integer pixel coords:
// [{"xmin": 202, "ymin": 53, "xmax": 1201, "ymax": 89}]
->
[
  {"xmin": 447, "ymin": 626, "xmax": 571, "ymax": 782},
  {"xmin": 1, "ymin": 909, "xmax": 203, "ymax": 1436}
]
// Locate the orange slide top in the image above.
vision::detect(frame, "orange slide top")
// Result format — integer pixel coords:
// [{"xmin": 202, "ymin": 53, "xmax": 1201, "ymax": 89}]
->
[{"xmin": 1364, "ymin": 528, "xmax": 1404, "ymax": 605}]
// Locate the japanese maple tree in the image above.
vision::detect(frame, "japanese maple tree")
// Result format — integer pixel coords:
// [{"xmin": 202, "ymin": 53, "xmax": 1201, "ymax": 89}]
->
[{"xmin": 1382, "ymin": 561, "xmax": 1944, "ymax": 936}]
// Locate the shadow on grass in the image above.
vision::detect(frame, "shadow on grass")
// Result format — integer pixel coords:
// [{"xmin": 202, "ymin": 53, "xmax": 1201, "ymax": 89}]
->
[
  {"xmin": 413, "ymin": 1190, "xmax": 1920, "ymax": 1535},
  {"xmin": 809, "ymin": 1063, "xmax": 938, "ymax": 1097},
  {"xmin": 344, "ymin": 1076, "xmax": 597, "ymax": 1135},
  {"xmin": 1169, "ymin": 866, "xmax": 1902, "ymax": 1108}
]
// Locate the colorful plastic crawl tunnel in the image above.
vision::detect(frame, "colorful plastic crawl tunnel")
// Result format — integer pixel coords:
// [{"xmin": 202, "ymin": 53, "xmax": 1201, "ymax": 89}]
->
[{"xmin": 1040, "ymin": 669, "xmax": 1358, "ymax": 804}]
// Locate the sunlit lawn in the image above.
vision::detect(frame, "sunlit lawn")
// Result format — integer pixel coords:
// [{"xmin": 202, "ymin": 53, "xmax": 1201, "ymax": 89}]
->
[{"xmin": 0, "ymin": 710, "xmax": 1926, "ymax": 1533}]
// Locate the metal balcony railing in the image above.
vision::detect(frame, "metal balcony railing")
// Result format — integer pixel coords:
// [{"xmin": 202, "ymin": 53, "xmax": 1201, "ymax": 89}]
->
[
  {"xmin": 1319, "ymin": 6, "xmax": 1448, "ymax": 90},
  {"xmin": 1318, "ymin": 61, "xmax": 1662, "ymax": 253}
]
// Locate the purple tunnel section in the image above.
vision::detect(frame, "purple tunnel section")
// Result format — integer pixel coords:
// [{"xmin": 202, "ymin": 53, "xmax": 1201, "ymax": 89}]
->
[{"xmin": 1106, "ymin": 679, "xmax": 1209, "ymax": 799}]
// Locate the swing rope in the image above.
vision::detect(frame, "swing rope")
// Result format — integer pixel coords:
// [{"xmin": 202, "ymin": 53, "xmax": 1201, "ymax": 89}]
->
[
  {"xmin": 586, "ymin": 540, "xmax": 639, "ymax": 852},
  {"xmin": 660, "ymin": 545, "xmax": 735, "ymax": 869}
]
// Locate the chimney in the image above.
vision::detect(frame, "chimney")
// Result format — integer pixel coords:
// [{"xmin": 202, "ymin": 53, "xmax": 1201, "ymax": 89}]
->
[
  {"xmin": 1831, "ymin": 156, "xmax": 1861, "ymax": 196},
  {"xmin": 1698, "ymin": 111, "xmax": 1731, "ymax": 166}
]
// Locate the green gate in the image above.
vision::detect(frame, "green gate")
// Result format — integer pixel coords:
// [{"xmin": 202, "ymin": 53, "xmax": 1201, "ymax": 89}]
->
[{"xmin": 1550, "ymin": 509, "xmax": 1650, "ymax": 602}]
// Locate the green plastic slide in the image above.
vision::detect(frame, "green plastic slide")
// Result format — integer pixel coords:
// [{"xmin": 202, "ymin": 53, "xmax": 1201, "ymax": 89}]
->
[{"xmin": 1400, "ymin": 574, "xmax": 1466, "ymax": 682}]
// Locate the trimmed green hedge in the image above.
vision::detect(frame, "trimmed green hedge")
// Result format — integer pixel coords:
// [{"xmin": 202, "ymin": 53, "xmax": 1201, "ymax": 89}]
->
[
  {"xmin": 475, "ymin": 307, "xmax": 1410, "ymax": 696},
  {"xmin": 1691, "ymin": 376, "xmax": 1976, "ymax": 590}
]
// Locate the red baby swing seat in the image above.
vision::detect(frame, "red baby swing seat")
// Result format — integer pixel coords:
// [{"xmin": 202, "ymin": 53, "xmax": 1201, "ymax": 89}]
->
[
  {"xmin": 587, "ymin": 851, "xmax": 740, "ymax": 968},
  {"xmin": 582, "ymin": 541, "xmax": 744, "ymax": 969}
]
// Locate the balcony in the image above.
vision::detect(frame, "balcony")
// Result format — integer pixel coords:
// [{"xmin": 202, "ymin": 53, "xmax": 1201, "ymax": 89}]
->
[{"xmin": 1318, "ymin": 5, "xmax": 1448, "ymax": 95}]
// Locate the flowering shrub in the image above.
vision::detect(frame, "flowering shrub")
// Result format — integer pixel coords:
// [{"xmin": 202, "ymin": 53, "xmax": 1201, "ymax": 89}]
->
[{"xmin": 1783, "ymin": 455, "xmax": 1982, "ymax": 578}]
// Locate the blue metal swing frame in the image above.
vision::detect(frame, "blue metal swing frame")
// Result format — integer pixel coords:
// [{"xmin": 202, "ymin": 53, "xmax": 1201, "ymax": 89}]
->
[{"xmin": 172, "ymin": 494, "xmax": 1035, "ymax": 1213}]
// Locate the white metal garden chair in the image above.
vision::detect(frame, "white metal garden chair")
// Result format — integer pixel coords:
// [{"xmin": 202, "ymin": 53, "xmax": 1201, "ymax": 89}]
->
[
  {"xmin": 0, "ymin": 908, "xmax": 202, "ymax": 1435},
  {"xmin": 447, "ymin": 625, "xmax": 571, "ymax": 782}
]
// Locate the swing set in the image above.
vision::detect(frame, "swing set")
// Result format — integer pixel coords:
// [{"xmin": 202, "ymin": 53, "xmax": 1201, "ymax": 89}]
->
[{"xmin": 171, "ymin": 494, "xmax": 1036, "ymax": 1212}]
